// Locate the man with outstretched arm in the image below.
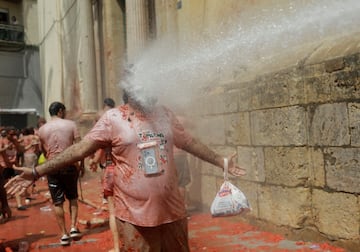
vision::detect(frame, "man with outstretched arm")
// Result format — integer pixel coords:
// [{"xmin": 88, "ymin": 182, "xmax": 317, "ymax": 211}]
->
[{"xmin": 6, "ymin": 91, "xmax": 245, "ymax": 251}]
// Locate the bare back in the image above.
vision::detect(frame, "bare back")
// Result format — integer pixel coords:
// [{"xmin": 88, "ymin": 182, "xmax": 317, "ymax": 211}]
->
[{"xmin": 38, "ymin": 118, "xmax": 80, "ymax": 160}]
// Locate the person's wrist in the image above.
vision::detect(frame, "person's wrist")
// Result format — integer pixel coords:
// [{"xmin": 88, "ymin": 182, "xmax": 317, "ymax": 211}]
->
[
  {"xmin": 215, "ymin": 156, "xmax": 224, "ymax": 170},
  {"xmin": 32, "ymin": 166, "xmax": 40, "ymax": 181}
]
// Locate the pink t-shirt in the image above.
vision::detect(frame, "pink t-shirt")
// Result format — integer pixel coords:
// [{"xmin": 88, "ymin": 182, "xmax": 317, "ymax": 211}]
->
[
  {"xmin": 38, "ymin": 117, "xmax": 80, "ymax": 160},
  {"xmin": 85, "ymin": 104, "xmax": 193, "ymax": 227}
]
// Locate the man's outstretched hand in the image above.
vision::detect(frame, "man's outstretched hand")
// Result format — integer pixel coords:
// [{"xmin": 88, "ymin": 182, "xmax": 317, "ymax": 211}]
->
[
  {"xmin": 227, "ymin": 153, "xmax": 247, "ymax": 177},
  {"xmin": 5, "ymin": 165, "xmax": 34, "ymax": 196}
]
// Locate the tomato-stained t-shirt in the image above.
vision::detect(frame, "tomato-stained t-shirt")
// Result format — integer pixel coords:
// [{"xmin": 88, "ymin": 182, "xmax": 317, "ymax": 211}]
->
[{"xmin": 84, "ymin": 104, "xmax": 193, "ymax": 227}]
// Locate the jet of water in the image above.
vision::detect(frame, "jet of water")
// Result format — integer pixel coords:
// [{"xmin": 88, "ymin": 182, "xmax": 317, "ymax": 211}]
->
[{"xmin": 121, "ymin": 0, "xmax": 360, "ymax": 112}]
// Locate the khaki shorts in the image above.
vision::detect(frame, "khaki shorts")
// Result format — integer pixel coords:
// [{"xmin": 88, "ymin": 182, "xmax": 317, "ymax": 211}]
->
[{"xmin": 116, "ymin": 217, "xmax": 189, "ymax": 252}]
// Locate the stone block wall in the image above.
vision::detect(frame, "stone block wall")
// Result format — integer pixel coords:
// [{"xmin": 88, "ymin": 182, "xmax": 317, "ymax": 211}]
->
[{"xmin": 191, "ymin": 52, "xmax": 360, "ymax": 240}]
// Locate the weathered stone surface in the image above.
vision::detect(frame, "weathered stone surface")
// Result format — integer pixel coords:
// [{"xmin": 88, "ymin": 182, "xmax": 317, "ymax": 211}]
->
[
  {"xmin": 251, "ymin": 106, "xmax": 307, "ymax": 146},
  {"xmin": 249, "ymin": 69, "xmax": 304, "ymax": 110},
  {"xmin": 258, "ymin": 185, "xmax": 311, "ymax": 228},
  {"xmin": 344, "ymin": 53, "xmax": 360, "ymax": 71},
  {"xmin": 195, "ymin": 90, "xmax": 239, "ymax": 115},
  {"xmin": 237, "ymin": 147, "xmax": 265, "ymax": 182},
  {"xmin": 233, "ymin": 180, "xmax": 259, "ymax": 218},
  {"xmin": 304, "ymin": 61, "xmax": 360, "ymax": 104},
  {"xmin": 323, "ymin": 148, "xmax": 360, "ymax": 193},
  {"xmin": 225, "ymin": 112, "xmax": 251, "ymax": 145},
  {"xmin": 196, "ymin": 116, "xmax": 226, "ymax": 145},
  {"xmin": 309, "ymin": 148, "xmax": 326, "ymax": 188},
  {"xmin": 325, "ymin": 57, "xmax": 345, "ymax": 73},
  {"xmin": 303, "ymin": 75, "xmax": 333, "ymax": 103},
  {"xmin": 312, "ymin": 189, "xmax": 359, "ymax": 239},
  {"xmin": 265, "ymin": 147, "xmax": 325, "ymax": 187},
  {"xmin": 331, "ymin": 70, "xmax": 360, "ymax": 99},
  {"xmin": 349, "ymin": 102, "xmax": 360, "ymax": 147},
  {"xmin": 309, "ymin": 103, "xmax": 350, "ymax": 146},
  {"xmin": 194, "ymin": 51, "xmax": 360, "ymax": 242},
  {"xmin": 238, "ymin": 85, "xmax": 252, "ymax": 112}
]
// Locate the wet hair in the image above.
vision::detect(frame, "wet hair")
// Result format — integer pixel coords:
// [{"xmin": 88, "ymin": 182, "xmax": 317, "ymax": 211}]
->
[
  {"xmin": 22, "ymin": 127, "xmax": 34, "ymax": 135},
  {"xmin": 103, "ymin": 98, "xmax": 115, "ymax": 108},
  {"xmin": 21, "ymin": 128, "xmax": 28, "ymax": 135},
  {"xmin": 49, "ymin": 102, "xmax": 66, "ymax": 116}
]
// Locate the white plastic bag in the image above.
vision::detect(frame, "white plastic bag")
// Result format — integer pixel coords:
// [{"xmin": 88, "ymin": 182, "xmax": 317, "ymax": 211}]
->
[{"xmin": 210, "ymin": 158, "xmax": 250, "ymax": 217}]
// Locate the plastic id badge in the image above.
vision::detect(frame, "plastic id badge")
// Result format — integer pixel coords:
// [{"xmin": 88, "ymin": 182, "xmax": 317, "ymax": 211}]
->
[{"xmin": 137, "ymin": 141, "xmax": 161, "ymax": 175}]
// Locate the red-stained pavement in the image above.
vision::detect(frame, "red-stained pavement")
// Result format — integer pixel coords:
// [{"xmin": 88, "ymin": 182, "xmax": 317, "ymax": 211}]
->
[{"xmin": 0, "ymin": 173, "xmax": 346, "ymax": 252}]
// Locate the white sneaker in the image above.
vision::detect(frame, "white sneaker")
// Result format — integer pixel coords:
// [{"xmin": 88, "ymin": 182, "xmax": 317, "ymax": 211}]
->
[
  {"xmin": 60, "ymin": 234, "xmax": 71, "ymax": 246},
  {"xmin": 70, "ymin": 227, "xmax": 82, "ymax": 240}
]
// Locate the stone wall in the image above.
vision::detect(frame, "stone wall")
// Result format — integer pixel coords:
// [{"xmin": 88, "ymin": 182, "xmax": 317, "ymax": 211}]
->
[{"xmin": 192, "ymin": 52, "xmax": 360, "ymax": 241}]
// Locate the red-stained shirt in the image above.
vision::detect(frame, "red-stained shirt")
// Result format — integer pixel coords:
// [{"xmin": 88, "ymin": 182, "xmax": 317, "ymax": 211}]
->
[
  {"xmin": 84, "ymin": 104, "xmax": 193, "ymax": 227},
  {"xmin": 38, "ymin": 117, "xmax": 80, "ymax": 160}
]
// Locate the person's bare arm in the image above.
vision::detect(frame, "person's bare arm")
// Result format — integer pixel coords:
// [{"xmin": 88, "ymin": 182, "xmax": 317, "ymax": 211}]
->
[
  {"xmin": 36, "ymin": 138, "xmax": 98, "ymax": 177},
  {"xmin": 23, "ymin": 138, "xmax": 38, "ymax": 152},
  {"xmin": 182, "ymin": 139, "xmax": 223, "ymax": 167},
  {"xmin": 181, "ymin": 138, "xmax": 246, "ymax": 176},
  {"xmin": 5, "ymin": 138, "xmax": 100, "ymax": 195},
  {"xmin": 0, "ymin": 144, "xmax": 9, "ymax": 153},
  {"xmin": 88, "ymin": 148, "xmax": 105, "ymax": 172},
  {"xmin": 8, "ymin": 135, "xmax": 24, "ymax": 153}
]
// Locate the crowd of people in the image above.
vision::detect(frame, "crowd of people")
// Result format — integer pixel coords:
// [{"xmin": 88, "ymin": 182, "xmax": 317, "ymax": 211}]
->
[
  {"xmin": 4, "ymin": 89, "xmax": 247, "ymax": 251},
  {"xmin": 0, "ymin": 121, "xmax": 43, "ymax": 223},
  {"xmin": 0, "ymin": 104, "xmax": 84, "ymax": 246}
]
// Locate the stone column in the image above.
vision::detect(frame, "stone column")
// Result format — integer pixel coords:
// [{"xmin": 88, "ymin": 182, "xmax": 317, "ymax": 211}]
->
[
  {"xmin": 76, "ymin": 0, "xmax": 98, "ymax": 114},
  {"xmin": 101, "ymin": 0, "xmax": 126, "ymax": 104},
  {"xmin": 37, "ymin": 0, "xmax": 65, "ymax": 118},
  {"xmin": 125, "ymin": 0, "xmax": 149, "ymax": 64},
  {"xmin": 37, "ymin": 0, "xmax": 98, "ymax": 120},
  {"xmin": 155, "ymin": 0, "xmax": 178, "ymax": 37}
]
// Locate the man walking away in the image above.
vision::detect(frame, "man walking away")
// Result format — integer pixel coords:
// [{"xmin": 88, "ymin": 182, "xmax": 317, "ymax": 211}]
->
[{"xmin": 37, "ymin": 102, "xmax": 84, "ymax": 245}]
